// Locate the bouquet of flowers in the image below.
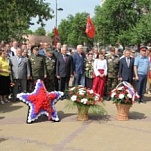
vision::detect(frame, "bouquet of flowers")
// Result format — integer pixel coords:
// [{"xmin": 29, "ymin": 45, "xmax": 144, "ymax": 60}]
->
[
  {"xmin": 66, "ymin": 85, "xmax": 106, "ymax": 115},
  {"xmin": 110, "ymin": 81, "xmax": 139, "ymax": 105}
]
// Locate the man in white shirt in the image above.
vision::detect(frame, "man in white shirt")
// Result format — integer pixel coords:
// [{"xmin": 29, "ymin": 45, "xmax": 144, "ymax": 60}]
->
[{"xmin": 11, "ymin": 41, "xmax": 19, "ymax": 56}]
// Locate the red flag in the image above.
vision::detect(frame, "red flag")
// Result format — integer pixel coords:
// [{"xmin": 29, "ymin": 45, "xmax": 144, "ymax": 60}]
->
[
  {"xmin": 85, "ymin": 15, "xmax": 95, "ymax": 38},
  {"xmin": 53, "ymin": 27, "xmax": 60, "ymax": 45}
]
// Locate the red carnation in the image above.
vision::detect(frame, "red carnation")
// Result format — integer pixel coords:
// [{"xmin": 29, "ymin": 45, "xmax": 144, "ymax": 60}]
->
[{"xmin": 87, "ymin": 101, "xmax": 90, "ymax": 105}]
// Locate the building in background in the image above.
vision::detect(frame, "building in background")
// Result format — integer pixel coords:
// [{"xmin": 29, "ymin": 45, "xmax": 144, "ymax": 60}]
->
[{"xmin": 23, "ymin": 35, "xmax": 52, "ymax": 45}]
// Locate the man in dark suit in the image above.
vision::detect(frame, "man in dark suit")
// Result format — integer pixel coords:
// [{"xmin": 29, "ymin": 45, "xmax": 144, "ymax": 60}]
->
[
  {"xmin": 56, "ymin": 45, "xmax": 73, "ymax": 99},
  {"xmin": 5, "ymin": 43, "xmax": 14, "ymax": 58},
  {"xmin": 119, "ymin": 49, "xmax": 134, "ymax": 84}
]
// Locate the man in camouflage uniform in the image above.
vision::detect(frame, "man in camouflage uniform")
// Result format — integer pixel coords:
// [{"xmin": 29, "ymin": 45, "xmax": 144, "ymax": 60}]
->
[
  {"xmin": 106, "ymin": 47, "xmax": 119, "ymax": 101},
  {"xmin": 53, "ymin": 42, "xmax": 61, "ymax": 90},
  {"xmin": 44, "ymin": 48, "xmax": 56, "ymax": 91},
  {"xmin": 29, "ymin": 46, "xmax": 47, "ymax": 90}
]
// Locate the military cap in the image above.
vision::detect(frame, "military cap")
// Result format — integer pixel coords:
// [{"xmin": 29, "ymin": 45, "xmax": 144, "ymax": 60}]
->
[
  {"xmin": 46, "ymin": 48, "xmax": 53, "ymax": 53},
  {"xmin": 31, "ymin": 45, "xmax": 39, "ymax": 51},
  {"xmin": 139, "ymin": 46, "xmax": 148, "ymax": 51}
]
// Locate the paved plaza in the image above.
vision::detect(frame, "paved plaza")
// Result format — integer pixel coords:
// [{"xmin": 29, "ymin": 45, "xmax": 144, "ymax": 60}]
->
[{"xmin": 1, "ymin": 95, "xmax": 151, "ymax": 151}]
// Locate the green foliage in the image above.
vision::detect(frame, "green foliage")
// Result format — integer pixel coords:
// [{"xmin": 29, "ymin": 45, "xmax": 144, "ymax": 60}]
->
[
  {"xmin": 34, "ymin": 27, "xmax": 46, "ymax": 36},
  {"xmin": 65, "ymin": 101, "xmax": 107, "ymax": 115},
  {"xmin": 58, "ymin": 12, "xmax": 94, "ymax": 47},
  {"xmin": 0, "ymin": 0, "xmax": 53, "ymax": 42},
  {"xmin": 94, "ymin": 0, "xmax": 151, "ymax": 46},
  {"xmin": 24, "ymin": 29, "xmax": 33, "ymax": 35},
  {"xmin": 65, "ymin": 85, "xmax": 107, "ymax": 115}
]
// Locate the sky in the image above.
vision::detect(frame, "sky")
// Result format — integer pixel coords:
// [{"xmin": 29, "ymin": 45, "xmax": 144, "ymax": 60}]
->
[{"xmin": 30, "ymin": 0, "xmax": 100, "ymax": 32}]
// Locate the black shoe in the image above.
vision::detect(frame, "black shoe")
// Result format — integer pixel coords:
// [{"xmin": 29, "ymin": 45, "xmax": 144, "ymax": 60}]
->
[
  {"xmin": 106, "ymin": 97, "xmax": 111, "ymax": 101},
  {"xmin": 12, "ymin": 98, "xmax": 19, "ymax": 102},
  {"xmin": 140, "ymin": 99, "xmax": 146, "ymax": 104},
  {"xmin": 60, "ymin": 96, "xmax": 66, "ymax": 100},
  {"xmin": 138, "ymin": 99, "xmax": 146, "ymax": 104}
]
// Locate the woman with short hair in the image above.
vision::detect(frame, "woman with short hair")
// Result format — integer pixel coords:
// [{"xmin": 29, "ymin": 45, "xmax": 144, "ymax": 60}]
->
[{"xmin": 0, "ymin": 50, "xmax": 11, "ymax": 104}]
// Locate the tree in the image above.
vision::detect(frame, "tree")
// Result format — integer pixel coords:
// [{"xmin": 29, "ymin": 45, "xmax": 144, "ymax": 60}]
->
[
  {"xmin": 94, "ymin": 0, "xmax": 151, "ymax": 46},
  {"xmin": 25, "ymin": 29, "xmax": 33, "ymax": 35},
  {"xmin": 58, "ymin": 12, "xmax": 94, "ymax": 48},
  {"xmin": 34, "ymin": 27, "xmax": 46, "ymax": 36},
  {"xmin": 0, "ymin": 0, "xmax": 53, "ymax": 42}
]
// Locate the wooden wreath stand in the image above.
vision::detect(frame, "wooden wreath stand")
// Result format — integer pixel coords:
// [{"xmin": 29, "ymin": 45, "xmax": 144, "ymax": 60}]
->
[
  {"xmin": 116, "ymin": 104, "xmax": 131, "ymax": 121},
  {"xmin": 77, "ymin": 105, "xmax": 89, "ymax": 121}
]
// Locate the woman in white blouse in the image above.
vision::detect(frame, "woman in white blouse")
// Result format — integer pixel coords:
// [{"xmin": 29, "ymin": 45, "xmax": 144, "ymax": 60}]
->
[{"xmin": 92, "ymin": 52, "xmax": 107, "ymax": 100}]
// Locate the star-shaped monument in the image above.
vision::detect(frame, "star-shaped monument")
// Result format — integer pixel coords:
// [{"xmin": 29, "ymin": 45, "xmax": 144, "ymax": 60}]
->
[{"xmin": 17, "ymin": 79, "xmax": 63, "ymax": 123}]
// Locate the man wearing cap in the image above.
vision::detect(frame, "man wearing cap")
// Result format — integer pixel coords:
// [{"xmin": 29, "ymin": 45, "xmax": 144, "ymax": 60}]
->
[
  {"xmin": 44, "ymin": 48, "xmax": 56, "ymax": 91},
  {"xmin": 134, "ymin": 46, "xmax": 150, "ymax": 103},
  {"xmin": 106, "ymin": 47, "xmax": 120, "ymax": 101},
  {"xmin": 29, "ymin": 46, "xmax": 47, "ymax": 89}
]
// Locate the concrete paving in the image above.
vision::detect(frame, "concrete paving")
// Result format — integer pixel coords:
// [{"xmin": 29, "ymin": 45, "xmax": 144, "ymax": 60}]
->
[{"xmin": 1, "ymin": 95, "xmax": 151, "ymax": 151}]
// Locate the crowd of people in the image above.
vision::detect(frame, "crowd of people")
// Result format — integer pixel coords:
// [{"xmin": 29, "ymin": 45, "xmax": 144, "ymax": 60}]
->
[{"xmin": 0, "ymin": 40, "xmax": 151, "ymax": 104}]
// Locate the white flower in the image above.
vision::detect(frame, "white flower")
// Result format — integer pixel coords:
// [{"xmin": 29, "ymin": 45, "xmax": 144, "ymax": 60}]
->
[
  {"xmin": 127, "ymin": 93, "xmax": 132, "ymax": 98},
  {"xmin": 111, "ymin": 92, "xmax": 116, "ymax": 98},
  {"xmin": 81, "ymin": 98, "xmax": 88, "ymax": 104},
  {"xmin": 117, "ymin": 86, "xmax": 124, "ymax": 90},
  {"xmin": 89, "ymin": 90, "xmax": 93, "ymax": 94},
  {"xmin": 95, "ymin": 96, "xmax": 99, "ymax": 101},
  {"xmin": 70, "ymin": 87, "xmax": 76, "ymax": 91},
  {"xmin": 79, "ymin": 90, "xmax": 85, "ymax": 95},
  {"xmin": 71, "ymin": 95, "xmax": 77, "ymax": 101},
  {"xmin": 119, "ymin": 93, "xmax": 124, "ymax": 99}
]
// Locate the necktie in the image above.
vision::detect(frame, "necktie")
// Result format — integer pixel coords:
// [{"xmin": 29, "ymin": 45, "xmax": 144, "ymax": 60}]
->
[
  {"xmin": 17, "ymin": 57, "xmax": 21, "ymax": 64},
  {"xmin": 63, "ymin": 55, "xmax": 66, "ymax": 62},
  {"xmin": 126, "ymin": 57, "xmax": 130, "ymax": 67}
]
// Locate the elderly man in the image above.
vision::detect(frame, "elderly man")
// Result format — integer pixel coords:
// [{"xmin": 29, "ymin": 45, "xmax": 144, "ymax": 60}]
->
[
  {"xmin": 93, "ymin": 47, "xmax": 99, "ymax": 59},
  {"xmin": 56, "ymin": 45, "xmax": 73, "ymax": 99},
  {"xmin": 73, "ymin": 45, "xmax": 86, "ymax": 86},
  {"xmin": 9, "ymin": 48, "xmax": 31, "ymax": 101},
  {"xmin": 134, "ymin": 46, "xmax": 150, "ymax": 103},
  {"xmin": 11, "ymin": 41, "xmax": 19, "ymax": 56}
]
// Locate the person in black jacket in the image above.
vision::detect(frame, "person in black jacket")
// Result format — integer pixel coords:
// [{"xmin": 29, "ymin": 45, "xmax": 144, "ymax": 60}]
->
[
  {"xmin": 56, "ymin": 45, "xmax": 73, "ymax": 99},
  {"xmin": 119, "ymin": 49, "xmax": 134, "ymax": 84}
]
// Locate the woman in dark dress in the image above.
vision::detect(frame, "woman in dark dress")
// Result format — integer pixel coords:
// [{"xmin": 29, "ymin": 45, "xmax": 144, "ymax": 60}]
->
[{"xmin": 0, "ymin": 50, "xmax": 11, "ymax": 104}]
